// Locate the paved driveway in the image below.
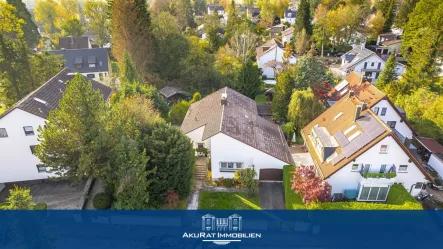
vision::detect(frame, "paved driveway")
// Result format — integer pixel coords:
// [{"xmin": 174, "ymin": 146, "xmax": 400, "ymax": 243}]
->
[
  {"xmin": 259, "ymin": 182, "xmax": 285, "ymax": 210},
  {"xmin": 0, "ymin": 180, "xmax": 85, "ymax": 210}
]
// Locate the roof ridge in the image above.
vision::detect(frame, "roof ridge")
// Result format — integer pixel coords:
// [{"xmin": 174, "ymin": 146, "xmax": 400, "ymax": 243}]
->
[
  {"xmin": 0, "ymin": 68, "xmax": 71, "ymax": 120},
  {"xmin": 219, "ymin": 87, "xmax": 227, "ymax": 132}
]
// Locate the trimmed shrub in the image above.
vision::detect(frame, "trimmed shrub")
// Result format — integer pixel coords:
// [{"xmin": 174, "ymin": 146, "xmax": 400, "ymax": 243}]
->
[{"xmin": 93, "ymin": 193, "xmax": 112, "ymax": 210}]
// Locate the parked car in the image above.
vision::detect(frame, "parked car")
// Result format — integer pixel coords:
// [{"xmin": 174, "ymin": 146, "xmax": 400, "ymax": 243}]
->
[{"xmin": 428, "ymin": 178, "xmax": 443, "ymax": 191}]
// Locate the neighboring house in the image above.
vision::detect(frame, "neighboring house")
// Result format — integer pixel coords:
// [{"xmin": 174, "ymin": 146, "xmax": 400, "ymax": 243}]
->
[
  {"xmin": 339, "ymin": 47, "xmax": 404, "ymax": 83},
  {"xmin": 159, "ymin": 86, "xmax": 189, "ymax": 104},
  {"xmin": 49, "ymin": 48, "xmax": 112, "ymax": 83},
  {"xmin": 181, "ymin": 87, "xmax": 294, "ymax": 181},
  {"xmin": 201, "ymin": 28, "xmax": 225, "ymax": 40},
  {"xmin": 207, "ymin": 4, "xmax": 225, "ymax": 15},
  {"xmin": 414, "ymin": 137, "xmax": 443, "ymax": 180},
  {"xmin": 267, "ymin": 24, "xmax": 286, "ymax": 37},
  {"xmin": 281, "ymin": 9, "xmax": 296, "ymax": 25},
  {"xmin": 58, "ymin": 36, "xmax": 91, "ymax": 50},
  {"xmin": 246, "ymin": 7, "xmax": 261, "ymax": 23},
  {"xmin": 256, "ymin": 39, "xmax": 297, "ymax": 79},
  {"xmin": 301, "ymin": 92, "xmax": 431, "ymax": 199},
  {"xmin": 282, "ymin": 27, "xmax": 294, "ymax": 45},
  {"xmin": 0, "ymin": 68, "xmax": 112, "ymax": 184},
  {"xmin": 327, "ymin": 72, "xmax": 415, "ymax": 141}
]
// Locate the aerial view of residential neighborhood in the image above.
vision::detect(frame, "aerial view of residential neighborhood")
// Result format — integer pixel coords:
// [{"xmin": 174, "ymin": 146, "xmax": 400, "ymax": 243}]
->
[{"xmin": 0, "ymin": 0, "xmax": 443, "ymax": 234}]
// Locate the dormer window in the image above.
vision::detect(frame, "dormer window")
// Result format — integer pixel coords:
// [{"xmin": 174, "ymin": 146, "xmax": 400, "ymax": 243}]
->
[
  {"xmin": 88, "ymin": 56, "xmax": 96, "ymax": 68},
  {"xmin": 287, "ymin": 13, "xmax": 292, "ymax": 17},
  {"xmin": 74, "ymin": 56, "xmax": 83, "ymax": 69}
]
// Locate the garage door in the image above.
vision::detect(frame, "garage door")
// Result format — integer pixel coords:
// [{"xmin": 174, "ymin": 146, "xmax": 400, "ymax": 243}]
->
[{"xmin": 259, "ymin": 169, "xmax": 283, "ymax": 181}]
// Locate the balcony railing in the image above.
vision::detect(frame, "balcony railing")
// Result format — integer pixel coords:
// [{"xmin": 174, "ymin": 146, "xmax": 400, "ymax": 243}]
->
[{"xmin": 361, "ymin": 171, "xmax": 396, "ymax": 179}]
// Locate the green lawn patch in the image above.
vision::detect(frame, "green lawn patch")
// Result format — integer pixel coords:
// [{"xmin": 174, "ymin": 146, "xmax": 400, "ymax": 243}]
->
[
  {"xmin": 283, "ymin": 165, "xmax": 422, "ymax": 210},
  {"xmin": 0, "ymin": 202, "xmax": 48, "ymax": 210},
  {"xmin": 199, "ymin": 191, "xmax": 261, "ymax": 210},
  {"xmin": 255, "ymin": 94, "xmax": 267, "ymax": 103}
]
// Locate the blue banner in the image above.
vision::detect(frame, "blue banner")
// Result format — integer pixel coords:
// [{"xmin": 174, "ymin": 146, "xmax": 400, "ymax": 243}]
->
[{"xmin": 1, "ymin": 211, "xmax": 443, "ymax": 249}]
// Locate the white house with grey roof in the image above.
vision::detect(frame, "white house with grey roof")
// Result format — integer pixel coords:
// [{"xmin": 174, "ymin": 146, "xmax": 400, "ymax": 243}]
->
[
  {"xmin": 0, "ymin": 68, "xmax": 112, "ymax": 184},
  {"xmin": 281, "ymin": 9, "xmax": 296, "ymax": 25},
  {"xmin": 339, "ymin": 47, "xmax": 405, "ymax": 83},
  {"xmin": 49, "ymin": 48, "xmax": 112, "ymax": 83},
  {"xmin": 181, "ymin": 87, "xmax": 294, "ymax": 181},
  {"xmin": 256, "ymin": 39, "xmax": 297, "ymax": 80}
]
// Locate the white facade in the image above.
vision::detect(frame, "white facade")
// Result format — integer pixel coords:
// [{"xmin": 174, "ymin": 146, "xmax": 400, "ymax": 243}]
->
[
  {"xmin": 0, "ymin": 109, "xmax": 56, "ymax": 183},
  {"xmin": 429, "ymin": 154, "xmax": 443, "ymax": 179},
  {"xmin": 342, "ymin": 54, "xmax": 385, "ymax": 83},
  {"xmin": 257, "ymin": 46, "xmax": 296, "ymax": 79},
  {"xmin": 282, "ymin": 32, "xmax": 294, "ymax": 45},
  {"xmin": 282, "ymin": 17, "xmax": 295, "ymax": 25},
  {"xmin": 210, "ymin": 133, "xmax": 288, "ymax": 179},
  {"xmin": 326, "ymin": 136, "xmax": 427, "ymax": 197},
  {"xmin": 78, "ymin": 72, "xmax": 110, "ymax": 83},
  {"xmin": 184, "ymin": 128, "xmax": 288, "ymax": 180},
  {"xmin": 371, "ymin": 100, "xmax": 413, "ymax": 139}
]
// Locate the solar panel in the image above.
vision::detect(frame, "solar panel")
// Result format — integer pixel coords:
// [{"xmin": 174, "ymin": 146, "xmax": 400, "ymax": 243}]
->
[
  {"xmin": 357, "ymin": 114, "xmax": 385, "ymax": 139},
  {"xmin": 331, "ymin": 154, "xmax": 345, "ymax": 165},
  {"xmin": 334, "ymin": 131, "xmax": 349, "ymax": 147}
]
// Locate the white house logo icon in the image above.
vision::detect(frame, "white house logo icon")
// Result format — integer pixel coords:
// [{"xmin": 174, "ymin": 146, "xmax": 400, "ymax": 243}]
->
[{"xmin": 202, "ymin": 214, "xmax": 242, "ymax": 232}]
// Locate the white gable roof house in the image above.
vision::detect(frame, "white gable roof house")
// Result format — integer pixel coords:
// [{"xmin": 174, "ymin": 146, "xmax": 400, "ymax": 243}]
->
[
  {"xmin": 181, "ymin": 87, "xmax": 294, "ymax": 181},
  {"xmin": 256, "ymin": 39, "xmax": 297, "ymax": 81},
  {"xmin": 281, "ymin": 9, "xmax": 296, "ymax": 25},
  {"xmin": 302, "ymin": 92, "xmax": 432, "ymax": 200},
  {"xmin": 282, "ymin": 27, "xmax": 294, "ymax": 45},
  {"xmin": 0, "ymin": 68, "xmax": 112, "ymax": 185},
  {"xmin": 339, "ymin": 47, "xmax": 405, "ymax": 83}
]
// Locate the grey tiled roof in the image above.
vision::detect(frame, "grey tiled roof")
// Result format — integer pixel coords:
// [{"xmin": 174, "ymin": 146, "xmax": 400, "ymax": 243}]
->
[
  {"xmin": 49, "ymin": 48, "xmax": 110, "ymax": 74},
  {"xmin": 181, "ymin": 87, "xmax": 294, "ymax": 165},
  {"xmin": 159, "ymin": 86, "xmax": 187, "ymax": 98},
  {"xmin": 0, "ymin": 68, "xmax": 112, "ymax": 120},
  {"xmin": 284, "ymin": 9, "xmax": 296, "ymax": 18},
  {"xmin": 59, "ymin": 36, "xmax": 90, "ymax": 49},
  {"xmin": 341, "ymin": 48, "xmax": 376, "ymax": 70}
]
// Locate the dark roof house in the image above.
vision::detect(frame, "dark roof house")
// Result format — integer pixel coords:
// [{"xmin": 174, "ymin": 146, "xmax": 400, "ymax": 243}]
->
[
  {"xmin": 49, "ymin": 48, "xmax": 111, "ymax": 74},
  {"xmin": 181, "ymin": 87, "xmax": 294, "ymax": 165},
  {"xmin": 58, "ymin": 36, "xmax": 91, "ymax": 50},
  {"xmin": 159, "ymin": 86, "xmax": 189, "ymax": 103},
  {"xmin": 0, "ymin": 68, "xmax": 112, "ymax": 120}
]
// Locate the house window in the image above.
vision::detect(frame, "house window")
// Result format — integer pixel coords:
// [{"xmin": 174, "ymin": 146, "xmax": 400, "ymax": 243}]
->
[
  {"xmin": 36, "ymin": 164, "xmax": 47, "ymax": 173},
  {"xmin": 75, "ymin": 64, "xmax": 82, "ymax": 69},
  {"xmin": 398, "ymin": 165, "xmax": 408, "ymax": 172},
  {"xmin": 359, "ymin": 186, "xmax": 389, "ymax": 201},
  {"xmin": 371, "ymin": 62, "xmax": 375, "ymax": 67},
  {"xmin": 380, "ymin": 145, "xmax": 388, "ymax": 154},
  {"xmin": 86, "ymin": 74, "xmax": 95, "ymax": 78},
  {"xmin": 351, "ymin": 164, "xmax": 360, "ymax": 172},
  {"xmin": 375, "ymin": 72, "xmax": 380, "ymax": 79},
  {"xmin": 30, "ymin": 145, "xmax": 37, "ymax": 154},
  {"xmin": 220, "ymin": 162, "xmax": 243, "ymax": 172},
  {"xmin": 415, "ymin": 182, "xmax": 425, "ymax": 189},
  {"xmin": 0, "ymin": 128, "xmax": 8, "ymax": 138},
  {"xmin": 89, "ymin": 63, "xmax": 96, "ymax": 68},
  {"xmin": 381, "ymin": 107, "xmax": 387, "ymax": 116},
  {"xmin": 23, "ymin": 126, "xmax": 34, "ymax": 136},
  {"xmin": 373, "ymin": 107, "xmax": 379, "ymax": 115},
  {"xmin": 363, "ymin": 62, "xmax": 367, "ymax": 69},
  {"xmin": 380, "ymin": 164, "xmax": 387, "ymax": 173},
  {"xmin": 387, "ymin": 121, "xmax": 396, "ymax": 128},
  {"xmin": 198, "ymin": 143, "xmax": 204, "ymax": 148}
]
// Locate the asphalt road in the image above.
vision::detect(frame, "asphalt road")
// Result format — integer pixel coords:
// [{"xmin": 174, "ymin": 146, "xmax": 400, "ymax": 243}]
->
[{"xmin": 259, "ymin": 182, "xmax": 285, "ymax": 210}]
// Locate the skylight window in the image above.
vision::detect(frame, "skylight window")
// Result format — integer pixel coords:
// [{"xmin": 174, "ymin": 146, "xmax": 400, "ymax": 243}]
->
[
  {"xmin": 348, "ymin": 131, "xmax": 362, "ymax": 141},
  {"xmin": 340, "ymin": 88, "xmax": 349, "ymax": 96},
  {"xmin": 334, "ymin": 112, "xmax": 343, "ymax": 120},
  {"xmin": 335, "ymin": 80, "xmax": 349, "ymax": 91},
  {"xmin": 344, "ymin": 125, "xmax": 356, "ymax": 135},
  {"xmin": 33, "ymin": 97, "xmax": 47, "ymax": 105}
]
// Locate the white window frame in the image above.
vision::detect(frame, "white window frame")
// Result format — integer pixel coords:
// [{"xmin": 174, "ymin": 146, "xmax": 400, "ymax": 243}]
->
[
  {"xmin": 398, "ymin": 165, "xmax": 408, "ymax": 172},
  {"xmin": 220, "ymin": 161, "xmax": 243, "ymax": 172},
  {"xmin": 351, "ymin": 164, "xmax": 360, "ymax": 172},
  {"xmin": 358, "ymin": 185, "xmax": 390, "ymax": 201},
  {"xmin": 23, "ymin": 126, "xmax": 35, "ymax": 136},
  {"xmin": 379, "ymin": 145, "xmax": 389, "ymax": 154},
  {"xmin": 0, "ymin": 128, "xmax": 8, "ymax": 138}
]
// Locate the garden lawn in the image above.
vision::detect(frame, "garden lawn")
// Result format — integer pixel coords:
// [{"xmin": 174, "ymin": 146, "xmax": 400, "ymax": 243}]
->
[
  {"xmin": 199, "ymin": 191, "xmax": 261, "ymax": 210},
  {"xmin": 283, "ymin": 165, "xmax": 422, "ymax": 210},
  {"xmin": 254, "ymin": 94, "xmax": 267, "ymax": 103}
]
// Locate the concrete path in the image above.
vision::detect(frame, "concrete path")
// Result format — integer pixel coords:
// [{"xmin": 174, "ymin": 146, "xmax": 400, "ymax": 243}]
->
[
  {"xmin": 290, "ymin": 145, "xmax": 314, "ymax": 167},
  {"xmin": 259, "ymin": 182, "xmax": 285, "ymax": 210},
  {"xmin": 186, "ymin": 181, "xmax": 203, "ymax": 210},
  {"xmin": 85, "ymin": 178, "xmax": 105, "ymax": 210}
]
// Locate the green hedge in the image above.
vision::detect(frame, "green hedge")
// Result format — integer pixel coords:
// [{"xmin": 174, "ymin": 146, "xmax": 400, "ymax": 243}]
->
[
  {"xmin": 0, "ymin": 202, "xmax": 48, "ymax": 210},
  {"xmin": 93, "ymin": 192, "xmax": 112, "ymax": 210},
  {"xmin": 283, "ymin": 165, "xmax": 422, "ymax": 210}
]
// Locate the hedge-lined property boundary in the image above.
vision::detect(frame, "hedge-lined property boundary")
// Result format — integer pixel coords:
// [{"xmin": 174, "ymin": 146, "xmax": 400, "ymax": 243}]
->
[{"xmin": 283, "ymin": 165, "xmax": 422, "ymax": 210}]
